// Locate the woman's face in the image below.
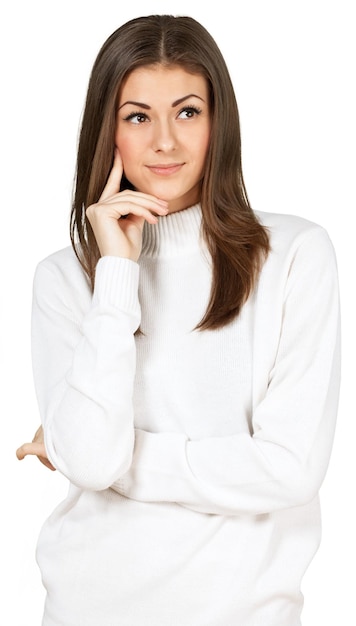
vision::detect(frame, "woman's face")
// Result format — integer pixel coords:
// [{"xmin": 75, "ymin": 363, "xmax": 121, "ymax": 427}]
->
[{"xmin": 115, "ymin": 64, "xmax": 211, "ymax": 213}]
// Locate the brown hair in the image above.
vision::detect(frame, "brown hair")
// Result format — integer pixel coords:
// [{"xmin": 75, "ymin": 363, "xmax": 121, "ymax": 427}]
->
[{"xmin": 70, "ymin": 14, "xmax": 270, "ymax": 330}]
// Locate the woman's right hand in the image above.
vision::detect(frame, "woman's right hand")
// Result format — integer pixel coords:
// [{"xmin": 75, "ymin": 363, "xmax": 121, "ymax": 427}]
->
[{"xmin": 86, "ymin": 150, "xmax": 169, "ymax": 261}]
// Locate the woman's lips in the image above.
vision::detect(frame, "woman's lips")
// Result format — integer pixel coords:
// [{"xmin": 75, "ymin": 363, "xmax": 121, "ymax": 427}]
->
[{"xmin": 146, "ymin": 163, "xmax": 183, "ymax": 176}]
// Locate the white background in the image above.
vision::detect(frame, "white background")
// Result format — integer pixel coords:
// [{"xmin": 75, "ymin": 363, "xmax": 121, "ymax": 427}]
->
[{"xmin": 1, "ymin": 1, "xmax": 355, "ymax": 624}]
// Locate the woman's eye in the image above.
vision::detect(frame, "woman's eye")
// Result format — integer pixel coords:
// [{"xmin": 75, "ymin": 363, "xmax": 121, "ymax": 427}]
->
[
  {"xmin": 125, "ymin": 112, "xmax": 148, "ymax": 124},
  {"xmin": 178, "ymin": 106, "xmax": 202, "ymax": 119}
]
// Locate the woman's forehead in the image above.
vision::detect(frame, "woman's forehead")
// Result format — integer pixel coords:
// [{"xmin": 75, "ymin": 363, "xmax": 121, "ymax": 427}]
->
[{"xmin": 119, "ymin": 65, "xmax": 209, "ymax": 105}]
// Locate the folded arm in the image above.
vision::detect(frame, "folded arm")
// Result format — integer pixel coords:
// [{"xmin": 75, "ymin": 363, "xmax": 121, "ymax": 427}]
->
[{"xmin": 114, "ymin": 227, "xmax": 341, "ymax": 516}]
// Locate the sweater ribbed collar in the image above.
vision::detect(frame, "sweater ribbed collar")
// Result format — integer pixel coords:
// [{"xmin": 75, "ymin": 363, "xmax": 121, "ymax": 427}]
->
[{"xmin": 141, "ymin": 203, "xmax": 203, "ymax": 258}]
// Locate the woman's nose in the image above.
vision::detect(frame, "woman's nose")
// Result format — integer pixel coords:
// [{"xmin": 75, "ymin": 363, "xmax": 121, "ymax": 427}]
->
[{"xmin": 152, "ymin": 120, "xmax": 177, "ymax": 152}]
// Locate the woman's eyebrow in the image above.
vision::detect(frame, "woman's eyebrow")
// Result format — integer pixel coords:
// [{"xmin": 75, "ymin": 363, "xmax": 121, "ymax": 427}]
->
[
  {"xmin": 171, "ymin": 94, "xmax": 205, "ymax": 107},
  {"xmin": 118, "ymin": 100, "xmax": 150, "ymax": 110},
  {"xmin": 118, "ymin": 94, "xmax": 205, "ymax": 110}
]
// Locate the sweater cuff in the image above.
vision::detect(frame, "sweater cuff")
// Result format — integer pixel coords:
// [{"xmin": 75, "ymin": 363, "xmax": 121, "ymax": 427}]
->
[
  {"xmin": 93, "ymin": 256, "xmax": 140, "ymax": 317},
  {"xmin": 116, "ymin": 428, "xmax": 194, "ymax": 502}
]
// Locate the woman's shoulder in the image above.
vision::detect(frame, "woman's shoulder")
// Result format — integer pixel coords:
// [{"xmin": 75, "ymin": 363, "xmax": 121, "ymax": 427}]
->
[
  {"xmin": 33, "ymin": 245, "xmax": 92, "ymax": 310},
  {"xmin": 255, "ymin": 210, "xmax": 337, "ymax": 284},
  {"xmin": 36, "ymin": 244, "xmax": 79, "ymax": 268},
  {"xmin": 35, "ymin": 246, "xmax": 87, "ymax": 281},
  {"xmin": 256, "ymin": 209, "xmax": 325, "ymax": 235},
  {"xmin": 255, "ymin": 209, "xmax": 334, "ymax": 254}
]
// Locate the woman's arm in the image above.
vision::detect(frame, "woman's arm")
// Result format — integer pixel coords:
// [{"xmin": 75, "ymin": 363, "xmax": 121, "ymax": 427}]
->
[
  {"xmin": 17, "ymin": 152, "xmax": 168, "ymax": 490},
  {"xmin": 29, "ymin": 254, "xmax": 140, "ymax": 490},
  {"xmin": 114, "ymin": 226, "xmax": 341, "ymax": 516}
]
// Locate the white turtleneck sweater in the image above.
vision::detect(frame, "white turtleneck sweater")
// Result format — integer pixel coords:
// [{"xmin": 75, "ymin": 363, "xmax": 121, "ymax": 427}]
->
[{"xmin": 32, "ymin": 205, "xmax": 340, "ymax": 626}]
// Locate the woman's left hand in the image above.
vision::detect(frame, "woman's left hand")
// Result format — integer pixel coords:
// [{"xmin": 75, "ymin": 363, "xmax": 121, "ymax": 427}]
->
[{"xmin": 16, "ymin": 425, "xmax": 56, "ymax": 471}]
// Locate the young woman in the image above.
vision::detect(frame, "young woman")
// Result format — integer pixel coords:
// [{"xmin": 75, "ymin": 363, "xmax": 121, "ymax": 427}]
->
[{"xmin": 16, "ymin": 14, "xmax": 340, "ymax": 626}]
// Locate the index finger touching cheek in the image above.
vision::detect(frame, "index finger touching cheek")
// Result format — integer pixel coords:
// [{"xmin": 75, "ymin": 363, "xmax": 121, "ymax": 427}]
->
[{"xmin": 99, "ymin": 148, "xmax": 124, "ymax": 202}]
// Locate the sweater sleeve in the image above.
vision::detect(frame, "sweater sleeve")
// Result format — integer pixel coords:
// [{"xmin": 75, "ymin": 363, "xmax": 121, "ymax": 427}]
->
[
  {"xmin": 31, "ymin": 254, "xmax": 140, "ymax": 491},
  {"xmin": 115, "ymin": 226, "xmax": 341, "ymax": 515}
]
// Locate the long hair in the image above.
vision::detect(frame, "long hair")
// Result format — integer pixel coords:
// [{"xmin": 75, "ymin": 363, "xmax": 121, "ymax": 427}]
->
[{"xmin": 70, "ymin": 14, "xmax": 270, "ymax": 330}]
